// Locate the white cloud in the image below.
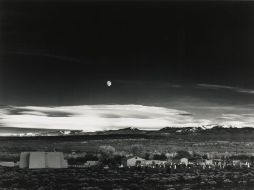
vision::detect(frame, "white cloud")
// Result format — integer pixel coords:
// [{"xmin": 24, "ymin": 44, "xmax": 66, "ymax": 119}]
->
[
  {"xmin": 19, "ymin": 111, "xmax": 47, "ymax": 116},
  {"xmin": 216, "ymin": 113, "xmax": 254, "ymax": 127},
  {"xmin": 0, "ymin": 105, "xmax": 212, "ymax": 131},
  {"xmin": 197, "ymin": 84, "xmax": 254, "ymax": 94},
  {"xmin": 1, "ymin": 104, "xmax": 253, "ymax": 131}
]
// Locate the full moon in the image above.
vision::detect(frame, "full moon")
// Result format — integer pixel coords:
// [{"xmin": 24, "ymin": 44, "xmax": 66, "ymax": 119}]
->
[{"xmin": 106, "ymin": 81, "xmax": 112, "ymax": 87}]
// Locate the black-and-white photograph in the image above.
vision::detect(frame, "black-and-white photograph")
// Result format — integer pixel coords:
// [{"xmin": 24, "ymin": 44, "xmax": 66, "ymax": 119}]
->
[{"xmin": 0, "ymin": 0, "xmax": 254, "ymax": 189}]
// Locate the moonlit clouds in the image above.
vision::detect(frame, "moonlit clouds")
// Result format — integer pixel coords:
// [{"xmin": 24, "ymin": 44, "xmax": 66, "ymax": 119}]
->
[
  {"xmin": 0, "ymin": 104, "xmax": 254, "ymax": 132},
  {"xmin": 0, "ymin": 82, "xmax": 254, "ymax": 131},
  {"xmin": 197, "ymin": 84, "xmax": 254, "ymax": 94},
  {"xmin": 0, "ymin": 105, "xmax": 213, "ymax": 131},
  {"xmin": 216, "ymin": 114, "xmax": 254, "ymax": 127}
]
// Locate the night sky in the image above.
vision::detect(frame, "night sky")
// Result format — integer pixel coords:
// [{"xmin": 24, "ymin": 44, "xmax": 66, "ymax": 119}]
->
[{"xmin": 0, "ymin": 0, "xmax": 254, "ymax": 131}]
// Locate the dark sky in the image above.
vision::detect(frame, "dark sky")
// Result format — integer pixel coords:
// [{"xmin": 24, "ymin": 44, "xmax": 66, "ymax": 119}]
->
[
  {"xmin": 1, "ymin": 0, "xmax": 254, "ymax": 130},
  {"xmin": 0, "ymin": 0, "xmax": 254, "ymax": 106}
]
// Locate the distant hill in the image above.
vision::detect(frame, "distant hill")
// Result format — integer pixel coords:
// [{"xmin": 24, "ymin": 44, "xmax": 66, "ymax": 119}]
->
[
  {"xmin": 85, "ymin": 126, "xmax": 254, "ymax": 142},
  {"xmin": 1, "ymin": 126, "xmax": 254, "ymax": 142},
  {"xmin": 93, "ymin": 127, "xmax": 146, "ymax": 135}
]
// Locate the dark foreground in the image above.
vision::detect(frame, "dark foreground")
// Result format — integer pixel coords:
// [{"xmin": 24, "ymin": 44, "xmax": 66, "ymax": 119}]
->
[{"xmin": 1, "ymin": 166, "xmax": 254, "ymax": 190}]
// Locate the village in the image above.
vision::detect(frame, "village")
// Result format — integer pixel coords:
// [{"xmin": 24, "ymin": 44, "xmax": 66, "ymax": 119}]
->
[
  {"xmin": 1, "ymin": 145, "xmax": 254, "ymax": 189},
  {"xmin": 0, "ymin": 144, "xmax": 253, "ymax": 171}
]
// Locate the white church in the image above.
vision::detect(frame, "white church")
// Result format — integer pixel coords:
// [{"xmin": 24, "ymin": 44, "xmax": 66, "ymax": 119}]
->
[{"xmin": 19, "ymin": 152, "xmax": 68, "ymax": 169}]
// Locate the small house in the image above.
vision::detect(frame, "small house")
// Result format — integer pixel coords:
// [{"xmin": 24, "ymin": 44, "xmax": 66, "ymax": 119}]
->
[
  {"xmin": 0, "ymin": 161, "xmax": 15, "ymax": 167},
  {"xmin": 205, "ymin": 159, "xmax": 213, "ymax": 166},
  {"xmin": 180, "ymin": 158, "xmax": 188, "ymax": 165},
  {"xmin": 84, "ymin": 161, "xmax": 100, "ymax": 167},
  {"xmin": 127, "ymin": 156, "xmax": 145, "ymax": 167}
]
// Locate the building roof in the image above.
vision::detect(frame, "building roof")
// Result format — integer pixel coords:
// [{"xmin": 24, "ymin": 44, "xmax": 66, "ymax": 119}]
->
[{"xmin": 127, "ymin": 156, "xmax": 145, "ymax": 160}]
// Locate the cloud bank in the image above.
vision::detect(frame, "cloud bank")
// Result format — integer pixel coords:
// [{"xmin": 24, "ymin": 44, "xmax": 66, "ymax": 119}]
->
[
  {"xmin": 0, "ymin": 105, "xmax": 211, "ymax": 131},
  {"xmin": 0, "ymin": 104, "xmax": 253, "ymax": 132}
]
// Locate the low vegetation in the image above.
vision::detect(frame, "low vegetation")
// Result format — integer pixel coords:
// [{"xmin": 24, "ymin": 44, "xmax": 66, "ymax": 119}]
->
[{"xmin": 1, "ymin": 166, "xmax": 254, "ymax": 190}]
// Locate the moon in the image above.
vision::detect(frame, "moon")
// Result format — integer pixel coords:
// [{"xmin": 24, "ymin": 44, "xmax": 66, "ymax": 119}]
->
[{"xmin": 106, "ymin": 81, "xmax": 112, "ymax": 87}]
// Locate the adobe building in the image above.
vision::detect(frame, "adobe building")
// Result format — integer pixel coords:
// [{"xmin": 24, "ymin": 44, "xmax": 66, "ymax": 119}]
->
[
  {"xmin": 19, "ymin": 152, "xmax": 68, "ymax": 169},
  {"xmin": 180, "ymin": 158, "xmax": 188, "ymax": 165},
  {"xmin": 19, "ymin": 152, "xmax": 30, "ymax": 168},
  {"xmin": 126, "ymin": 156, "xmax": 145, "ymax": 167}
]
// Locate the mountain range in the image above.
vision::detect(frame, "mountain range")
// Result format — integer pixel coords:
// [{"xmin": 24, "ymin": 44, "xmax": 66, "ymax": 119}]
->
[{"xmin": 1, "ymin": 125, "xmax": 254, "ymax": 139}]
